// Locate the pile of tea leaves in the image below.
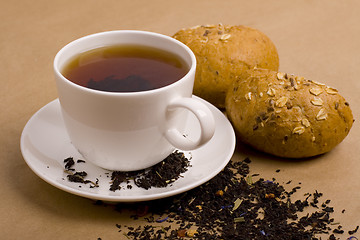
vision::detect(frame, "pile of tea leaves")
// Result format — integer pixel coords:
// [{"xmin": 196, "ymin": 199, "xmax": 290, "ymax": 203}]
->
[
  {"xmin": 110, "ymin": 158, "xmax": 358, "ymax": 240},
  {"xmin": 63, "ymin": 150, "xmax": 191, "ymax": 191},
  {"xmin": 110, "ymin": 151, "xmax": 191, "ymax": 191}
]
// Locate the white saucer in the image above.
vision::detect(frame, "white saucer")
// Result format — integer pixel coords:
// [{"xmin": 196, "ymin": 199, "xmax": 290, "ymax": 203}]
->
[{"xmin": 20, "ymin": 96, "xmax": 235, "ymax": 202}]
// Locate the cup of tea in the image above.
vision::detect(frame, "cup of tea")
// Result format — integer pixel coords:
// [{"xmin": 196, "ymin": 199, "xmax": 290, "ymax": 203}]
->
[{"xmin": 54, "ymin": 30, "xmax": 215, "ymax": 171}]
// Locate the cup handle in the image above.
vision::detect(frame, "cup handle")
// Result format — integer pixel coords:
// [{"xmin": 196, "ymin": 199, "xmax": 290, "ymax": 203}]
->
[{"xmin": 165, "ymin": 97, "xmax": 216, "ymax": 151}]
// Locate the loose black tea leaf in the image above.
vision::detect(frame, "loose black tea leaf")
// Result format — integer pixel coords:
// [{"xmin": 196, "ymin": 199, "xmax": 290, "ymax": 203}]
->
[
  {"xmin": 67, "ymin": 171, "xmax": 87, "ymax": 183},
  {"xmin": 349, "ymin": 226, "xmax": 359, "ymax": 235},
  {"xmin": 64, "ymin": 157, "xmax": 75, "ymax": 170}
]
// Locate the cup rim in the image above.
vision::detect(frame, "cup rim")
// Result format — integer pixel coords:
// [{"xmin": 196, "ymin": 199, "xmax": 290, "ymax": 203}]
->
[{"xmin": 53, "ymin": 30, "xmax": 196, "ymax": 96}]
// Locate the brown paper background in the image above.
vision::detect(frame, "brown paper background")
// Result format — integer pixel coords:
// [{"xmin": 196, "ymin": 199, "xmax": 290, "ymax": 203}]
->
[{"xmin": 1, "ymin": 0, "xmax": 359, "ymax": 239}]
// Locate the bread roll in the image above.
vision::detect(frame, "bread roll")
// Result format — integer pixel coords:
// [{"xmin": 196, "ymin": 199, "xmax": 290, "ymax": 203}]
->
[
  {"xmin": 225, "ymin": 68, "xmax": 354, "ymax": 158},
  {"xmin": 173, "ymin": 24, "xmax": 279, "ymax": 108}
]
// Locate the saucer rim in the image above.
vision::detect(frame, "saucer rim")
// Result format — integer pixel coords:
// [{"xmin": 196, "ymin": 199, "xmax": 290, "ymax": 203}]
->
[{"xmin": 20, "ymin": 96, "xmax": 236, "ymax": 202}]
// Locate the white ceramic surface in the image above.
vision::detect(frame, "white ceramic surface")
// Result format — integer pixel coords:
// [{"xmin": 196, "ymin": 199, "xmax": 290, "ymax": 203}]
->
[
  {"xmin": 20, "ymin": 97, "xmax": 235, "ymax": 202},
  {"xmin": 54, "ymin": 30, "xmax": 215, "ymax": 171}
]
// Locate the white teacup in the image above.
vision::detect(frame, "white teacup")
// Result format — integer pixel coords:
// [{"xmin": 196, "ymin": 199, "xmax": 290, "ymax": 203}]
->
[{"xmin": 54, "ymin": 30, "xmax": 215, "ymax": 171}]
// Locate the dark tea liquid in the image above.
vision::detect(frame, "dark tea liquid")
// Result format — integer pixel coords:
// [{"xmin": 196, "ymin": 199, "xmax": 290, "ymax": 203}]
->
[{"xmin": 61, "ymin": 44, "xmax": 189, "ymax": 92}]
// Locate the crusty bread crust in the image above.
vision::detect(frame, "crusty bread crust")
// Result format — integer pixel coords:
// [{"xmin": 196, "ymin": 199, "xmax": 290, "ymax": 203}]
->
[
  {"xmin": 173, "ymin": 24, "xmax": 279, "ymax": 108},
  {"xmin": 225, "ymin": 68, "xmax": 354, "ymax": 158}
]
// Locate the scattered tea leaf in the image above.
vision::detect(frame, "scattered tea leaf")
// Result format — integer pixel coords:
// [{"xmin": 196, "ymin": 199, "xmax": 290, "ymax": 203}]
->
[
  {"xmin": 234, "ymin": 217, "xmax": 245, "ymax": 223},
  {"xmin": 232, "ymin": 198, "xmax": 243, "ymax": 211}
]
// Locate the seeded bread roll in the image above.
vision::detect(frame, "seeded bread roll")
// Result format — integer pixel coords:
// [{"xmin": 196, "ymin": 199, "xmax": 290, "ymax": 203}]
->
[
  {"xmin": 173, "ymin": 24, "xmax": 279, "ymax": 108},
  {"xmin": 225, "ymin": 68, "xmax": 354, "ymax": 158}
]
